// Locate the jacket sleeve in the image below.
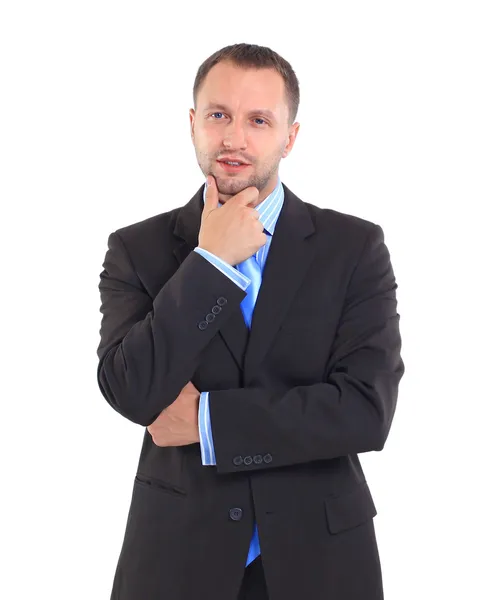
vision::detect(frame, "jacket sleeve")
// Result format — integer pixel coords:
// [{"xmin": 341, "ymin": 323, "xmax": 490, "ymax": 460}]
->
[
  {"xmin": 192, "ymin": 248, "xmax": 250, "ymax": 466},
  {"xmin": 207, "ymin": 224, "xmax": 405, "ymax": 474},
  {"xmin": 96, "ymin": 231, "xmax": 246, "ymax": 426}
]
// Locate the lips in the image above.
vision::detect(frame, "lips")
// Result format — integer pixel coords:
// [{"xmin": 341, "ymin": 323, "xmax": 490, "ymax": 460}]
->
[
  {"xmin": 217, "ymin": 160, "xmax": 250, "ymax": 172},
  {"xmin": 217, "ymin": 157, "xmax": 250, "ymax": 165}
]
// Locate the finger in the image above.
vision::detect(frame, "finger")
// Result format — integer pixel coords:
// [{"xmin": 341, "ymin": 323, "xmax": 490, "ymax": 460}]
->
[
  {"xmin": 203, "ymin": 176, "xmax": 219, "ymax": 215},
  {"xmin": 235, "ymin": 186, "xmax": 260, "ymax": 207}
]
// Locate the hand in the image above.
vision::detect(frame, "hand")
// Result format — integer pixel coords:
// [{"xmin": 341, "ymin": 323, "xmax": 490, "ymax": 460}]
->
[
  {"xmin": 147, "ymin": 381, "xmax": 201, "ymax": 447},
  {"xmin": 198, "ymin": 175, "xmax": 267, "ymax": 266}
]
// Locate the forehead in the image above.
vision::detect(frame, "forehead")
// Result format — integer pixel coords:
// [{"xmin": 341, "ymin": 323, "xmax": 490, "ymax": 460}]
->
[{"xmin": 197, "ymin": 61, "xmax": 287, "ymax": 118}]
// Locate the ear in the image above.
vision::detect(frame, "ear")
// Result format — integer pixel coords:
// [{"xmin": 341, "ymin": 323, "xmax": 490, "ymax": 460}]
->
[
  {"xmin": 189, "ymin": 109, "xmax": 195, "ymax": 141},
  {"xmin": 282, "ymin": 122, "xmax": 300, "ymax": 158}
]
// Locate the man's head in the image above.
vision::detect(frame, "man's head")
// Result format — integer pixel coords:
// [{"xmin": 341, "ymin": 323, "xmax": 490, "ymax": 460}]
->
[{"xmin": 189, "ymin": 43, "xmax": 300, "ymax": 205}]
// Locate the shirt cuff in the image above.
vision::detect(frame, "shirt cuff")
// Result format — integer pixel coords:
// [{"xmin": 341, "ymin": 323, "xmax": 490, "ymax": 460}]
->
[
  {"xmin": 198, "ymin": 391, "xmax": 216, "ymax": 465},
  {"xmin": 194, "ymin": 247, "xmax": 251, "ymax": 291}
]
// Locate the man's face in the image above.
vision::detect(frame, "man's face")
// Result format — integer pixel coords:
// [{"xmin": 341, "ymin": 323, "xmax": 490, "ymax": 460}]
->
[{"xmin": 189, "ymin": 61, "xmax": 299, "ymax": 204}]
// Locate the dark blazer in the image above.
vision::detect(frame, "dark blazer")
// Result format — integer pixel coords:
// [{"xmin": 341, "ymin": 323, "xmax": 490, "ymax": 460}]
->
[{"xmin": 96, "ymin": 181, "xmax": 404, "ymax": 600}]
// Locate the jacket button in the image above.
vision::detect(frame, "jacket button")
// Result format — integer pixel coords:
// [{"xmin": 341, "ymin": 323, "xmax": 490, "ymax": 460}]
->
[
  {"xmin": 233, "ymin": 456, "xmax": 243, "ymax": 466},
  {"xmin": 217, "ymin": 297, "xmax": 227, "ymax": 306},
  {"xmin": 263, "ymin": 453, "xmax": 273, "ymax": 463},
  {"xmin": 229, "ymin": 507, "xmax": 243, "ymax": 521},
  {"xmin": 243, "ymin": 456, "xmax": 253, "ymax": 465},
  {"xmin": 205, "ymin": 313, "xmax": 215, "ymax": 322},
  {"xmin": 212, "ymin": 305, "xmax": 221, "ymax": 314},
  {"xmin": 198, "ymin": 321, "xmax": 208, "ymax": 330},
  {"xmin": 253, "ymin": 454, "xmax": 263, "ymax": 464}
]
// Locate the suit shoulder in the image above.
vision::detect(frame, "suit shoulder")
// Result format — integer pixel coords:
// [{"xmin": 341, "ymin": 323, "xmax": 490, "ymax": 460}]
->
[
  {"xmin": 303, "ymin": 199, "xmax": 379, "ymax": 238},
  {"xmin": 112, "ymin": 206, "xmax": 181, "ymax": 244}
]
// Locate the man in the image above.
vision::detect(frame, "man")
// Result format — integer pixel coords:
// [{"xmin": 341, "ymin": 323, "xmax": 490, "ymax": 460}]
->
[{"xmin": 97, "ymin": 43, "xmax": 404, "ymax": 600}]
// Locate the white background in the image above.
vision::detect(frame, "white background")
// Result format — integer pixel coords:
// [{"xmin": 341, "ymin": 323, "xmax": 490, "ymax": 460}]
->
[{"xmin": 1, "ymin": 1, "xmax": 495, "ymax": 598}]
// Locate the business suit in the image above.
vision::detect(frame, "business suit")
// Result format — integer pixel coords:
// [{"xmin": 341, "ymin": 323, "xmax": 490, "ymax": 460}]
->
[{"xmin": 96, "ymin": 180, "xmax": 404, "ymax": 600}]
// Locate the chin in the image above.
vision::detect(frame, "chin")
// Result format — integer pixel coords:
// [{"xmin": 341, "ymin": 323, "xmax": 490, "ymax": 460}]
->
[{"xmin": 216, "ymin": 179, "xmax": 251, "ymax": 195}]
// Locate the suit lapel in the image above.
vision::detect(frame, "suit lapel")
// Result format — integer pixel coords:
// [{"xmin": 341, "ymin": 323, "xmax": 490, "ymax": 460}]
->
[
  {"xmin": 243, "ymin": 184, "xmax": 317, "ymax": 381},
  {"xmin": 172, "ymin": 182, "xmax": 317, "ymax": 378}
]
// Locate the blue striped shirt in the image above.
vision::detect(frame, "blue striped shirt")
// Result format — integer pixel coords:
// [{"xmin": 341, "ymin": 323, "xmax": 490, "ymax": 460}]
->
[{"xmin": 193, "ymin": 177, "xmax": 285, "ymax": 465}]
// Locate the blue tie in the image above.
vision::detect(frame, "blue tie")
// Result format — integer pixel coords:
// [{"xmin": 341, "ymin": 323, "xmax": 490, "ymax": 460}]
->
[{"xmin": 236, "ymin": 248, "xmax": 264, "ymax": 567}]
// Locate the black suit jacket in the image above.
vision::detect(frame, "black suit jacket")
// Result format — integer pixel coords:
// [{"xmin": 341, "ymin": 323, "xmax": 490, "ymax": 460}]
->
[{"xmin": 96, "ymin": 181, "xmax": 404, "ymax": 600}]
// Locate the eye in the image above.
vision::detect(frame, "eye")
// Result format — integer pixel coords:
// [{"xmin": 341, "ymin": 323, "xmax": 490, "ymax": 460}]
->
[{"xmin": 207, "ymin": 113, "xmax": 268, "ymax": 125}]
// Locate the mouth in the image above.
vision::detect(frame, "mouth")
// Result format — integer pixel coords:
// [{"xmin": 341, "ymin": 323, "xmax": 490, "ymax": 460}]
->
[{"xmin": 216, "ymin": 160, "xmax": 251, "ymax": 173}]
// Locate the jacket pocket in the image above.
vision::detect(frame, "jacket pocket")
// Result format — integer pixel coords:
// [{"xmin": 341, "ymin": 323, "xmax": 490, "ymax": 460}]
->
[
  {"xmin": 134, "ymin": 473, "xmax": 187, "ymax": 498},
  {"xmin": 324, "ymin": 480, "xmax": 377, "ymax": 534}
]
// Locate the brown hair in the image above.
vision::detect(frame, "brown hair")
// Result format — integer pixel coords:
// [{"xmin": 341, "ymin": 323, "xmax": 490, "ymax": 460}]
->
[{"xmin": 193, "ymin": 43, "xmax": 300, "ymax": 125}]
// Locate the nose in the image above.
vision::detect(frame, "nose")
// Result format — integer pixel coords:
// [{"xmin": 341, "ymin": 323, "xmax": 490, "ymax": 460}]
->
[{"xmin": 222, "ymin": 119, "xmax": 248, "ymax": 150}]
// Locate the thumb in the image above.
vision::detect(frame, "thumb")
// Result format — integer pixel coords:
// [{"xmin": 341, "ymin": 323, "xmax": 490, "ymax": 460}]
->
[{"xmin": 203, "ymin": 176, "xmax": 219, "ymax": 215}]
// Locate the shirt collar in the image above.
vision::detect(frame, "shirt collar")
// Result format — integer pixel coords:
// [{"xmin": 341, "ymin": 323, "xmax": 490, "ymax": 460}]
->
[{"xmin": 202, "ymin": 176, "xmax": 284, "ymax": 236}]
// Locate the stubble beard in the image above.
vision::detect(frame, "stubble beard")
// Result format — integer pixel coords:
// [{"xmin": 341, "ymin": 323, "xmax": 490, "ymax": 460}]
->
[{"xmin": 196, "ymin": 150, "xmax": 281, "ymax": 198}]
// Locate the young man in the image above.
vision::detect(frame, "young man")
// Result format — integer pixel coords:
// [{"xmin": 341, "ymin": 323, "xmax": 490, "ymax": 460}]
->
[{"xmin": 97, "ymin": 42, "xmax": 404, "ymax": 600}]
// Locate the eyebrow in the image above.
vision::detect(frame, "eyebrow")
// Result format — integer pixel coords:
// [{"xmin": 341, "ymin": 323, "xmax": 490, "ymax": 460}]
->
[{"xmin": 203, "ymin": 103, "xmax": 276, "ymax": 121}]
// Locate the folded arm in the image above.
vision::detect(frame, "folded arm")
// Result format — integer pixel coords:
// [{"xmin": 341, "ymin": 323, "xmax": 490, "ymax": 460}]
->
[{"xmin": 205, "ymin": 224, "xmax": 405, "ymax": 474}]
